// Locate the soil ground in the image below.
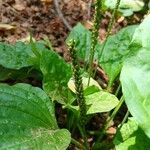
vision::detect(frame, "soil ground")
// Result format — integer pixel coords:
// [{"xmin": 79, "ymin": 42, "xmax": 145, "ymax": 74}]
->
[{"xmin": 0, "ymin": 0, "xmax": 136, "ymax": 55}]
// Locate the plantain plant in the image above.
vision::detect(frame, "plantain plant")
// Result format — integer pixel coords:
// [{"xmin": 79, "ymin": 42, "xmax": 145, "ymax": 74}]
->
[{"xmin": 1, "ymin": 0, "xmax": 150, "ymax": 150}]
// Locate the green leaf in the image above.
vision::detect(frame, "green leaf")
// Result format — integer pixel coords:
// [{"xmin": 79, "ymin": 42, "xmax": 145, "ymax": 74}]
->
[
  {"xmin": 0, "ymin": 83, "xmax": 57, "ymax": 129},
  {"xmin": 120, "ymin": 48, "xmax": 150, "ymax": 137},
  {"xmin": 0, "ymin": 42, "xmax": 34, "ymax": 69},
  {"xmin": 68, "ymin": 76, "xmax": 102, "ymax": 94},
  {"xmin": 99, "ymin": 25, "xmax": 137, "ymax": 86},
  {"xmin": 67, "ymin": 75, "xmax": 118, "ymax": 114},
  {"xmin": 105, "ymin": 0, "xmax": 144, "ymax": 16},
  {"xmin": 84, "ymin": 85, "xmax": 101, "ymax": 96},
  {"xmin": 66, "ymin": 22, "xmax": 138, "ymax": 87},
  {"xmin": 40, "ymin": 49, "xmax": 72, "ymax": 103},
  {"xmin": 65, "ymin": 91, "xmax": 119, "ymax": 115},
  {"xmin": 27, "ymin": 40, "xmax": 73, "ymax": 104},
  {"xmin": 66, "ymin": 23, "xmax": 91, "ymax": 61},
  {"xmin": 66, "ymin": 23, "xmax": 100, "ymax": 61},
  {"xmin": 114, "ymin": 118, "xmax": 150, "ymax": 150},
  {"xmin": 0, "ymin": 83, "xmax": 71, "ymax": 149},
  {"xmin": 86, "ymin": 91, "xmax": 119, "ymax": 114},
  {"xmin": 132, "ymin": 14, "xmax": 150, "ymax": 48}
]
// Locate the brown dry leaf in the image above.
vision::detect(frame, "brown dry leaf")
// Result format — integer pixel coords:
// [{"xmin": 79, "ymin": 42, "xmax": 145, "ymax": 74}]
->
[
  {"xmin": 40, "ymin": 0, "xmax": 52, "ymax": 4},
  {"xmin": 117, "ymin": 16, "xmax": 125, "ymax": 23},
  {"xmin": 0, "ymin": 24, "xmax": 16, "ymax": 31},
  {"xmin": 83, "ymin": 20, "xmax": 93, "ymax": 29},
  {"xmin": 13, "ymin": 0, "xmax": 25, "ymax": 11},
  {"xmin": 13, "ymin": 4, "xmax": 25, "ymax": 11},
  {"xmin": 79, "ymin": 0, "xmax": 87, "ymax": 11},
  {"xmin": 106, "ymin": 127, "xmax": 116, "ymax": 135}
]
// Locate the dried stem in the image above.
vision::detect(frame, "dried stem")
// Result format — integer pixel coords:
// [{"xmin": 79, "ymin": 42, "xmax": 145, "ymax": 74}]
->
[{"xmin": 53, "ymin": 0, "xmax": 72, "ymax": 31}]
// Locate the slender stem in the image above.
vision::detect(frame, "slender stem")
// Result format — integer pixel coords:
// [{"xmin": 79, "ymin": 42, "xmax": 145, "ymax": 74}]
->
[
  {"xmin": 53, "ymin": 0, "xmax": 72, "ymax": 31},
  {"xmin": 119, "ymin": 110, "xmax": 130, "ymax": 130},
  {"xmin": 30, "ymin": 32, "xmax": 40, "ymax": 57},
  {"xmin": 87, "ymin": 0, "xmax": 92, "ymax": 20},
  {"xmin": 115, "ymin": 83, "xmax": 121, "ymax": 96},
  {"xmin": 71, "ymin": 138, "xmax": 87, "ymax": 150},
  {"xmin": 105, "ymin": 96, "xmax": 124, "ymax": 129},
  {"xmin": 44, "ymin": 36, "xmax": 53, "ymax": 50},
  {"xmin": 77, "ymin": 124, "xmax": 89, "ymax": 150},
  {"xmin": 121, "ymin": 110, "xmax": 130, "ymax": 126},
  {"xmin": 92, "ymin": 0, "xmax": 121, "ymax": 83},
  {"xmin": 97, "ymin": 96, "xmax": 125, "ymax": 141},
  {"xmin": 113, "ymin": 110, "xmax": 130, "ymax": 140}
]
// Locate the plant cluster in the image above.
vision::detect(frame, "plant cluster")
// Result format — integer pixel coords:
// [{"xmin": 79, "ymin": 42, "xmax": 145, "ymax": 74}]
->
[{"xmin": 0, "ymin": 0, "xmax": 150, "ymax": 150}]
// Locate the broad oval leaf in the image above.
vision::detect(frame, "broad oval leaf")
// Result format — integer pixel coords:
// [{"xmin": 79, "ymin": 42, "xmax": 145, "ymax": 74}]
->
[
  {"xmin": 99, "ymin": 25, "xmax": 137, "ymax": 86},
  {"xmin": 120, "ymin": 49, "xmax": 150, "ymax": 137},
  {"xmin": 66, "ymin": 23, "xmax": 100, "ymax": 61},
  {"xmin": 40, "ymin": 49, "xmax": 72, "ymax": 102},
  {"xmin": 114, "ymin": 118, "xmax": 150, "ymax": 150},
  {"xmin": 86, "ymin": 91, "xmax": 119, "ymax": 114},
  {"xmin": 0, "ymin": 83, "xmax": 71, "ymax": 149},
  {"xmin": 64, "ymin": 90, "xmax": 119, "ymax": 115},
  {"xmin": 0, "ymin": 42, "xmax": 33, "ymax": 69}
]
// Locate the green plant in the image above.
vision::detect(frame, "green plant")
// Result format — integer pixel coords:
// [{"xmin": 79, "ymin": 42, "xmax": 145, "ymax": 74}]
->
[
  {"xmin": 66, "ymin": 12, "xmax": 150, "ymax": 149},
  {"xmin": 67, "ymin": 39, "xmax": 88, "ymax": 149},
  {"xmin": 1, "ymin": 1, "xmax": 150, "ymax": 150},
  {"xmin": 88, "ymin": 0, "xmax": 102, "ymax": 85},
  {"xmin": 105, "ymin": 0, "xmax": 145, "ymax": 16},
  {"xmin": 0, "ymin": 38, "xmax": 119, "ymax": 149}
]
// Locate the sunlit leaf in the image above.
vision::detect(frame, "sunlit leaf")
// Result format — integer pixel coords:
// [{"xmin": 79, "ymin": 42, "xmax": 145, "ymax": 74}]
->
[
  {"xmin": 120, "ymin": 48, "xmax": 150, "ymax": 137},
  {"xmin": 114, "ymin": 118, "xmax": 150, "ymax": 150},
  {"xmin": 86, "ymin": 91, "xmax": 119, "ymax": 114},
  {"xmin": 105, "ymin": 0, "xmax": 144, "ymax": 16},
  {"xmin": 68, "ymin": 76, "xmax": 102, "ymax": 93},
  {"xmin": 132, "ymin": 14, "xmax": 150, "ymax": 48}
]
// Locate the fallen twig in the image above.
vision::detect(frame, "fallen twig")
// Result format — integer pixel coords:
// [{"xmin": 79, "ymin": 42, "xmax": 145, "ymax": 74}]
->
[
  {"xmin": 87, "ymin": 0, "xmax": 92, "ymax": 20},
  {"xmin": 53, "ymin": 0, "xmax": 72, "ymax": 31}
]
